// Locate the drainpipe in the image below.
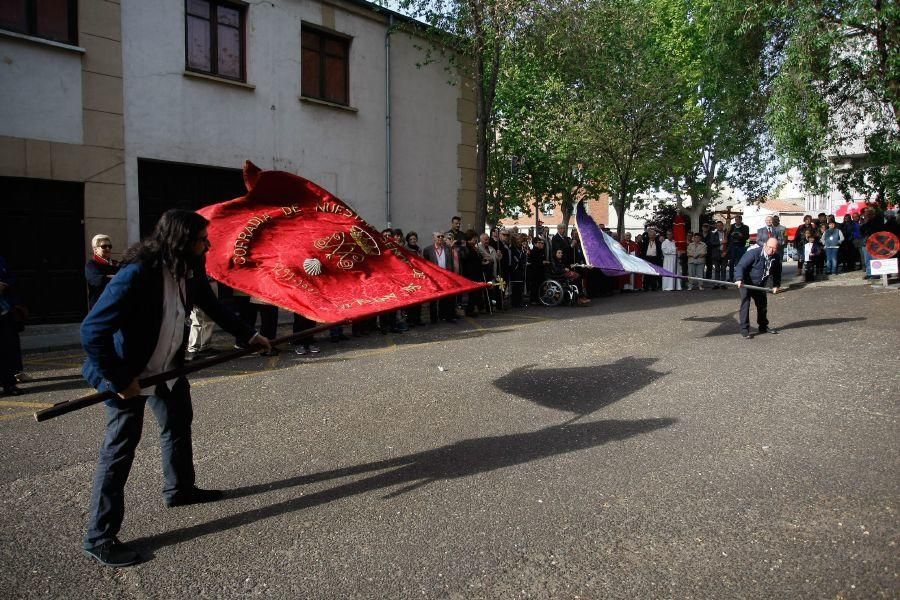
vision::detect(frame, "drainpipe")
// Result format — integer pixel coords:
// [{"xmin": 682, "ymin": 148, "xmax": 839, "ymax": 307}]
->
[{"xmin": 385, "ymin": 14, "xmax": 393, "ymax": 227}]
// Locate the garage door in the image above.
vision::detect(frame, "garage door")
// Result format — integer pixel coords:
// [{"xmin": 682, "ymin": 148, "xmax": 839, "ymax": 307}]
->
[{"xmin": 0, "ymin": 176, "xmax": 86, "ymax": 323}]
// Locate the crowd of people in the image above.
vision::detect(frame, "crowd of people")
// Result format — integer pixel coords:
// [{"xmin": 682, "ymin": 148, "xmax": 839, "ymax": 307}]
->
[{"xmin": 1, "ymin": 206, "xmax": 897, "ymax": 397}]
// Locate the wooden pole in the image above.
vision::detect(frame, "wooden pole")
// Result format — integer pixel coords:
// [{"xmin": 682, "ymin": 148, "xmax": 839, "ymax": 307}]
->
[
  {"xmin": 682, "ymin": 276, "xmax": 774, "ymax": 293},
  {"xmin": 33, "ymin": 322, "xmax": 339, "ymax": 423}
]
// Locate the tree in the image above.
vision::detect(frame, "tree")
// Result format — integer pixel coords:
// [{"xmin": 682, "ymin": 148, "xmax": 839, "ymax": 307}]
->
[
  {"xmin": 764, "ymin": 0, "xmax": 900, "ymax": 206},
  {"xmin": 556, "ymin": 0, "xmax": 690, "ymax": 238},
  {"xmin": 487, "ymin": 32, "xmax": 596, "ymax": 228},
  {"xmin": 394, "ymin": 0, "xmax": 530, "ymax": 229},
  {"xmin": 652, "ymin": 0, "xmax": 778, "ymax": 232}
]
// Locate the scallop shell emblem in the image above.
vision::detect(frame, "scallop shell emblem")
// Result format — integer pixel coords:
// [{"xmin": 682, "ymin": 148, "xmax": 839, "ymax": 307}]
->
[{"xmin": 303, "ymin": 258, "xmax": 323, "ymax": 276}]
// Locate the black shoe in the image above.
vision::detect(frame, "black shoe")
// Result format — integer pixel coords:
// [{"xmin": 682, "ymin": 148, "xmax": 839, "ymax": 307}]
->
[
  {"xmin": 165, "ymin": 487, "xmax": 224, "ymax": 508},
  {"xmin": 759, "ymin": 328, "xmax": 778, "ymax": 335},
  {"xmin": 741, "ymin": 332, "xmax": 752, "ymax": 339},
  {"xmin": 82, "ymin": 538, "xmax": 140, "ymax": 567},
  {"xmin": 2, "ymin": 385, "xmax": 23, "ymax": 396}
]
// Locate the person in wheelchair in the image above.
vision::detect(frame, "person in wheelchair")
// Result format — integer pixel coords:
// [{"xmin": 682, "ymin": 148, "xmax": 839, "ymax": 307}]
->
[{"xmin": 543, "ymin": 249, "xmax": 590, "ymax": 306}]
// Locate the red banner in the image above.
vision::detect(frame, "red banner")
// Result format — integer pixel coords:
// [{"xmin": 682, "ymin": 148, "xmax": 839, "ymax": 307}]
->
[{"xmin": 197, "ymin": 162, "xmax": 487, "ymax": 323}]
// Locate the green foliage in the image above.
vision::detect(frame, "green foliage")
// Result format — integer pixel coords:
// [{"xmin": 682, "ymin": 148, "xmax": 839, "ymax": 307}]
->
[{"xmin": 764, "ymin": 0, "xmax": 900, "ymax": 205}]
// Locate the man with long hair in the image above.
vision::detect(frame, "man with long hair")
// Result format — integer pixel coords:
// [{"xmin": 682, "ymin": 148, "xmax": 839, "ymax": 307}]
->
[{"xmin": 80, "ymin": 209, "xmax": 271, "ymax": 567}]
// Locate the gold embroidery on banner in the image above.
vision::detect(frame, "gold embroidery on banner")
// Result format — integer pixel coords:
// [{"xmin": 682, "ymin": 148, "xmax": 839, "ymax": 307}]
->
[
  {"xmin": 335, "ymin": 292, "xmax": 399, "ymax": 310},
  {"xmin": 231, "ymin": 206, "xmax": 302, "ymax": 266},
  {"xmin": 271, "ymin": 262, "xmax": 320, "ymax": 295},
  {"xmin": 401, "ymin": 283, "xmax": 422, "ymax": 293}
]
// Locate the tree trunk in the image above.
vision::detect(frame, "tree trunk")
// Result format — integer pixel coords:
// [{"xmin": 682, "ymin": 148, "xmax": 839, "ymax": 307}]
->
[{"xmin": 614, "ymin": 197, "xmax": 626, "ymax": 239}]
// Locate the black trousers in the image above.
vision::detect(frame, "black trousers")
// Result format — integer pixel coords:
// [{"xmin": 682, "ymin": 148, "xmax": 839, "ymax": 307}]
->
[
  {"xmin": 739, "ymin": 286, "xmax": 768, "ymax": 333},
  {"xmin": 0, "ymin": 312, "xmax": 23, "ymax": 387},
  {"xmin": 239, "ymin": 301, "xmax": 278, "ymax": 339},
  {"xmin": 84, "ymin": 379, "xmax": 194, "ymax": 548}
]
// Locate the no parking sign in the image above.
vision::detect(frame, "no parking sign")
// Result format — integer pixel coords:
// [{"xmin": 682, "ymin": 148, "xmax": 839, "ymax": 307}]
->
[{"xmin": 870, "ymin": 258, "xmax": 898, "ymax": 276}]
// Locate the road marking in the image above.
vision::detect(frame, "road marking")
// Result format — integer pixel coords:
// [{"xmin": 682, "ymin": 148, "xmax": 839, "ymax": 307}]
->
[
  {"xmin": 464, "ymin": 317, "xmax": 485, "ymax": 330},
  {"xmin": 25, "ymin": 353, "xmax": 84, "ymax": 364},
  {"xmin": 0, "ymin": 410, "xmax": 39, "ymax": 422},
  {"xmin": 0, "ymin": 400, "xmax": 54, "ymax": 409},
  {"xmin": 487, "ymin": 313, "xmax": 551, "ymax": 321}
]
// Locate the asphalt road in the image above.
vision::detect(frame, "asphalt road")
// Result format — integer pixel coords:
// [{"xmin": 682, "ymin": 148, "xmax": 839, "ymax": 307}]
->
[{"xmin": 1, "ymin": 271, "xmax": 897, "ymax": 599}]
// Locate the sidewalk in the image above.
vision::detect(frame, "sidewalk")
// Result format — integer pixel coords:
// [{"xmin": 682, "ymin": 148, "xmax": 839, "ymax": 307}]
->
[
  {"xmin": 17, "ymin": 263, "xmax": 884, "ymax": 354},
  {"xmin": 19, "ymin": 310, "xmax": 299, "ymax": 354}
]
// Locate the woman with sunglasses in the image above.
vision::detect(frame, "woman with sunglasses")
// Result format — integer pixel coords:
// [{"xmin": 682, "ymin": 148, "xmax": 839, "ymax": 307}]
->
[{"xmin": 85, "ymin": 234, "xmax": 121, "ymax": 310}]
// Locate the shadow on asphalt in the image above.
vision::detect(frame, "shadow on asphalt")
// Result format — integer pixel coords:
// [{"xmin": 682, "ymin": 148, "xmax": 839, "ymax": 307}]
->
[
  {"xmin": 493, "ymin": 357, "xmax": 668, "ymax": 418},
  {"xmin": 778, "ymin": 317, "xmax": 867, "ymax": 331},
  {"xmin": 129, "ymin": 418, "xmax": 676, "ymax": 555},
  {"xmin": 682, "ymin": 314, "xmax": 867, "ymax": 338}
]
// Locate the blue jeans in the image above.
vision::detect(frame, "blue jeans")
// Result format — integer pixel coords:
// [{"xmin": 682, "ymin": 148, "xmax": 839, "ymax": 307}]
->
[
  {"xmin": 825, "ymin": 248, "xmax": 839, "ymax": 274},
  {"xmin": 862, "ymin": 244, "xmax": 872, "ymax": 276},
  {"xmin": 84, "ymin": 378, "xmax": 195, "ymax": 548}
]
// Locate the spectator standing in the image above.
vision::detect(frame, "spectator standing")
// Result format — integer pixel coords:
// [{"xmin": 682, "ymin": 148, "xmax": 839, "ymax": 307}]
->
[
  {"xmin": 726, "ymin": 215, "xmax": 750, "ymax": 282},
  {"xmin": 551, "ymin": 225, "xmax": 573, "ymax": 266},
  {"xmin": 859, "ymin": 207, "xmax": 885, "ymax": 279},
  {"xmin": 772, "ymin": 215, "xmax": 788, "ymax": 247},
  {"xmin": 705, "ymin": 221, "xmax": 727, "ymax": 287},
  {"xmin": 822, "ymin": 221, "xmax": 844, "ymax": 275},
  {"xmin": 661, "ymin": 231, "xmax": 682, "ymax": 291},
  {"xmin": 447, "ymin": 216, "xmax": 465, "ymax": 243},
  {"xmin": 640, "ymin": 229, "xmax": 663, "ymax": 291},
  {"xmin": 403, "ymin": 232, "xmax": 425, "ymax": 326},
  {"xmin": 793, "ymin": 215, "xmax": 817, "ymax": 275},
  {"xmin": 699, "ymin": 223, "xmax": 713, "ymax": 278},
  {"xmin": 508, "ymin": 234, "xmax": 527, "ymax": 308},
  {"xmin": 686, "ymin": 233, "xmax": 707, "ymax": 289},
  {"xmin": 839, "ymin": 215, "xmax": 857, "ymax": 271},
  {"xmin": 459, "ymin": 231, "xmax": 484, "ymax": 316},
  {"xmin": 528, "ymin": 238, "xmax": 549, "ymax": 302},
  {"xmin": 0, "ymin": 255, "xmax": 25, "ymax": 396},
  {"xmin": 85, "ymin": 234, "xmax": 120, "ymax": 310},
  {"xmin": 619, "ymin": 232, "xmax": 643, "ymax": 292},
  {"xmin": 422, "ymin": 232, "xmax": 457, "ymax": 322},
  {"xmin": 756, "ymin": 216, "xmax": 777, "ymax": 247},
  {"xmin": 186, "ymin": 258, "xmax": 218, "ymax": 360},
  {"xmin": 802, "ymin": 231, "xmax": 823, "ymax": 282}
]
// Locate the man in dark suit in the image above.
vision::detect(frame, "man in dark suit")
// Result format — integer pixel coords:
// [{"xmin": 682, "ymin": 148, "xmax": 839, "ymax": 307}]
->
[
  {"xmin": 734, "ymin": 237, "xmax": 782, "ymax": 339},
  {"xmin": 80, "ymin": 210, "xmax": 271, "ymax": 567},
  {"xmin": 726, "ymin": 215, "xmax": 750, "ymax": 281},
  {"xmin": 422, "ymin": 231, "xmax": 457, "ymax": 322},
  {"xmin": 550, "ymin": 225, "xmax": 572, "ymax": 266},
  {"xmin": 756, "ymin": 215, "xmax": 777, "ymax": 246},
  {"xmin": 639, "ymin": 228, "xmax": 663, "ymax": 290}
]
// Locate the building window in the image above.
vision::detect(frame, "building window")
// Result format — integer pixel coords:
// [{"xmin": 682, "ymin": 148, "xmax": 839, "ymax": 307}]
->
[
  {"xmin": 0, "ymin": 0, "xmax": 77, "ymax": 45},
  {"xmin": 301, "ymin": 25, "xmax": 350, "ymax": 105},
  {"xmin": 185, "ymin": 0, "xmax": 246, "ymax": 81}
]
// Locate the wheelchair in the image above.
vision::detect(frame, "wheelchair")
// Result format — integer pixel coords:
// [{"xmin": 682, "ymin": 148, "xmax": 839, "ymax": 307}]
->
[{"xmin": 538, "ymin": 277, "xmax": 581, "ymax": 307}]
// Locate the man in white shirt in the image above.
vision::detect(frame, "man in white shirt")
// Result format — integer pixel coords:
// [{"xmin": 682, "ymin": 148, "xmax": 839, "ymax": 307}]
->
[{"xmin": 80, "ymin": 210, "xmax": 271, "ymax": 567}]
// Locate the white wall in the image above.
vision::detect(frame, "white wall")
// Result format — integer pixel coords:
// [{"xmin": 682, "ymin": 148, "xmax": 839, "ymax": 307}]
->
[
  {"xmin": 122, "ymin": 0, "xmax": 462, "ymax": 242},
  {"xmin": 0, "ymin": 35, "xmax": 83, "ymax": 145}
]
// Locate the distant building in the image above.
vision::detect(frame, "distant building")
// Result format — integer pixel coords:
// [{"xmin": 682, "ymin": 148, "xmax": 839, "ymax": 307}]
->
[
  {"xmin": 0, "ymin": 0, "xmax": 475, "ymax": 322},
  {"xmin": 500, "ymin": 195, "xmax": 610, "ymax": 237}
]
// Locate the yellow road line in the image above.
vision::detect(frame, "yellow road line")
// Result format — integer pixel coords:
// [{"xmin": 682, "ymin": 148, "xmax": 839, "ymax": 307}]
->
[
  {"xmin": 464, "ymin": 316, "xmax": 486, "ymax": 331},
  {"xmin": 25, "ymin": 353, "xmax": 84, "ymax": 364},
  {"xmin": 0, "ymin": 410, "xmax": 37, "ymax": 422},
  {"xmin": 487, "ymin": 313, "xmax": 550, "ymax": 321},
  {"xmin": 0, "ymin": 400, "xmax": 54, "ymax": 409}
]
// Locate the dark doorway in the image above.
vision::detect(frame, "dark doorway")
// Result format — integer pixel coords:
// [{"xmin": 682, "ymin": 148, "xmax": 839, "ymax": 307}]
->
[
  {"xmin": 137, "ymin": 159, "xmax": 246, "ymax": 301},
  {"xmin": 0, "ymin": 176, "xmax": 85, "ymax": 324},
  {"xmin": 137, "ymin": 158, "xmax": 246, "ymax": 237}
]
